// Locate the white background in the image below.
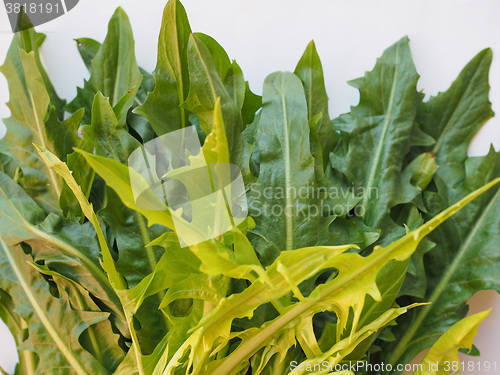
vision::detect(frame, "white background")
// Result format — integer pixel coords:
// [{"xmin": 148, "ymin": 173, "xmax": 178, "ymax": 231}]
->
[{"xmin": 0, "ymin": 0, "xmax": 499, "ymax": 373}]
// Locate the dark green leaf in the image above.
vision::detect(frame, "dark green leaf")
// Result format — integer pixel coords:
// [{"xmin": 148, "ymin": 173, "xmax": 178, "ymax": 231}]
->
[
  {"xmin": 44, "ymin": 107, "xmax": 84, "ymax": 162},
  {"xmin": 330, "ymin": 37, "xmax": 422, "ymax": 234}
]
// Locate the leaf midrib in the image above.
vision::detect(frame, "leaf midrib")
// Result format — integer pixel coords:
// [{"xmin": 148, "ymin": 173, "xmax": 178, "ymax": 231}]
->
[
  {"xmin": 112, "ymin": 20, "xmax": 125, "ymax": 106},
  {"xmin": 360, "ymin": 43, "xmax": 400, "ymax": 213},
  {"xmin": 279, "ymin": 77, "xmax": 294, "ymax": 251},
  {"xmin": 190, "ymin": 36, "xmax": 217, "ymax": 104},
  {"xmin": 26, "ymin": 77, "xmax": 60, "ymax": 197},
  {"xmin": 173, "ymin": 1, "xmax": 186, "ymax": 128}
]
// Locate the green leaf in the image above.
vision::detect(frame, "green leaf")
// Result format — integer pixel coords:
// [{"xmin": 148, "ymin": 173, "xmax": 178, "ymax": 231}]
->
[
  {"xmin": 195, "ymin": 32, "xmax": 231, "ymax": 80},
  {"xmin": 100, "ymin": 188, "xmax": 165, "ymax": 288},
  {"xmin": 181, "ymin": 33, "xmax": 258, "ymax": 185},
  {"xmin": 134, "ymin": 0, "xmax": 192, "ymax": 135},
  {"xmin": 330, "ymin": 37, "xmax": 422, "ymax": 232},
  {"xmin": 34, "ymin": 147, "xmax": 173, "ymax": 373},
  {"xmin": 75, "ymin": 37, "xmax": 102, "ymax": 73},
  {"xmin": 0, "ymin": 171, "xmax": 127, "ymax": 336},
  {"xmin": 0, "ymin": 32, "xmax": 61, "ymax": 212},
  {"xmin": 163, "ymin": 176, "xmax": 499, "ymax": 374},
  {"xmin": 379, "ymin": 49, "xmax": 499, "ymax": 371},
  {"xmin": 14, "ymin": 23, "xmax": 66, "ymax": 118},
  {"xmin": 88, "ymin": 7, "xmax": 142, "ymax": 106},
  {"xmin": 99, "ymin": 187, "xmax": 170, "ymax": 355},
  {"xmin": 67, "ymin": 7, "xmax": 143, "ymax": 125},
  {"xmin": 0, "ymin": 151, "xmax": 17, "ymax": 178},
  {"xmin": 75, "ymin": 149, "xmax": 175, "ymax": 231},
  {"xmin": 224, "ymin": 61, "xmax": 246, "ymax": 110},
  {"xmin": 0, "ymin": 240, "xmax": 110, "ymax": 375},
  {"xmin": 82, "ymin": 92, "xmax": 141, "ymax": 164},
  {"xmin": 414, "ymin": 310, "xmax": 490, "ymax": 375},
  {"xmin": 247, "ymin": 71, "xmax": 337, "ymax": 265},
  {"xmin": 0, "ymin": 288, "xmax": 37, "ymax": 375},
  {"xmin": 241, "ymin": 82, "xmax": 262, "ymax": 127},
  {"xmin": 295, "ymin": 40, "xmax": 335, "ymax": 167},
  {"xmin": 44, "ymin": 107, "xmax": 84, "ymax": 162},
  {"xmin": 415, "ymin": 48, "xmax": 493, "ymax": 185},
  {"xmin": 73, "ymin": 36, "xmax": 155, "ymax": 142},
  {"xmin": 31, "ymin": 263, "xmax": 126, "ymax": 372},
  {"xmin": 220, "ymin": 179, "xmax": 500, "ymax": 375},
  {"xmin": 382, "ymin": 147, "xmax": 500, "ymax": 371},
  {"xmin": 182, "ymin": 34, "xmax": 243, "ymax": 153},
  {"xmin": 59, "ymin": 136, "xmax": 95, "ymax": 218},
  {"xmin": 35, "ymin": 146, "xmax": 126, "ymax": 291}
]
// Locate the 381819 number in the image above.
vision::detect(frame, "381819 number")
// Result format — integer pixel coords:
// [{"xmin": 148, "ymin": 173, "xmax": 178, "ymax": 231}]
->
[{"xmin": 5, "ymin": 2, "xmax": 61, "ymax": 14}]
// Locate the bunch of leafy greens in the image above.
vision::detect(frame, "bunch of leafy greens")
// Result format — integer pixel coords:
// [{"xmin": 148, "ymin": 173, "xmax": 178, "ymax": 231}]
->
[{"xmin": 0, "ymin": 1, "xmax": 499, "ymax": 374}]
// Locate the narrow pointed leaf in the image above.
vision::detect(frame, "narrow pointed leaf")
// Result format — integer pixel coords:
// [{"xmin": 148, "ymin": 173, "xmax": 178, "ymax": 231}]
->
[
  {"xmin": 295, "ymin": 40, "xmax": 335, "ymax": 166},
  {"xmin": 134, "ymin": 0, "xmax": 192, "ymax": 134}
]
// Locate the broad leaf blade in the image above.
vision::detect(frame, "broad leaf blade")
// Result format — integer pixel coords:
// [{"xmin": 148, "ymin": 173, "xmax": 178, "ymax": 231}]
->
[{"xmin": 247, "ymin": 71, "xmax": 337, "ymax": 264}]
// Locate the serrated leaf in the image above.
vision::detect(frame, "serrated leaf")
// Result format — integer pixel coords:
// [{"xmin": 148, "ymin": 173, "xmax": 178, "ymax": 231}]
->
[
  {"xmin": 415, "ymin": 48, "xmax": 493, "ymax": 185},
  {"xmin": 0, "ymin": 170, "xmax": 127, "ymax": 336},
  {"xmin": 13, "ymin": 22, "xmax": 66, "ymax": 118},
  {"xmin": 82, "ymin": 92, "xmax": 141, "ymax": 164},
  {"xmin": 224, "ymin": 61, "xmax": 246, "ymax": 110},
  {"xmin": 35, "ymin": 146, "xmax": 126, "ymax": 291},
  {"xmin": 0, "ymin": 240, "xmax": 109, "ymax": 375},
  {"xmin": 75, "ymin": 37, "xmax": 101, "ymax": 73},
  {"xmin": 379, "ymin": 49, "xmax": 500, "ymax": 371},
  {"xmin": 31, "ymin": 263, "xmax": 126, "ymax": 372},
  {"xmin": 209, "ymin": 179, "xmax": 499, "ymax": 375},
  {"xmin": 330, "ymin": 37, "xmax": 422, "ymax": 233},
  {"xmin": 0, "ymin": 32, "xmax": 61, "ymax": 212}
]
